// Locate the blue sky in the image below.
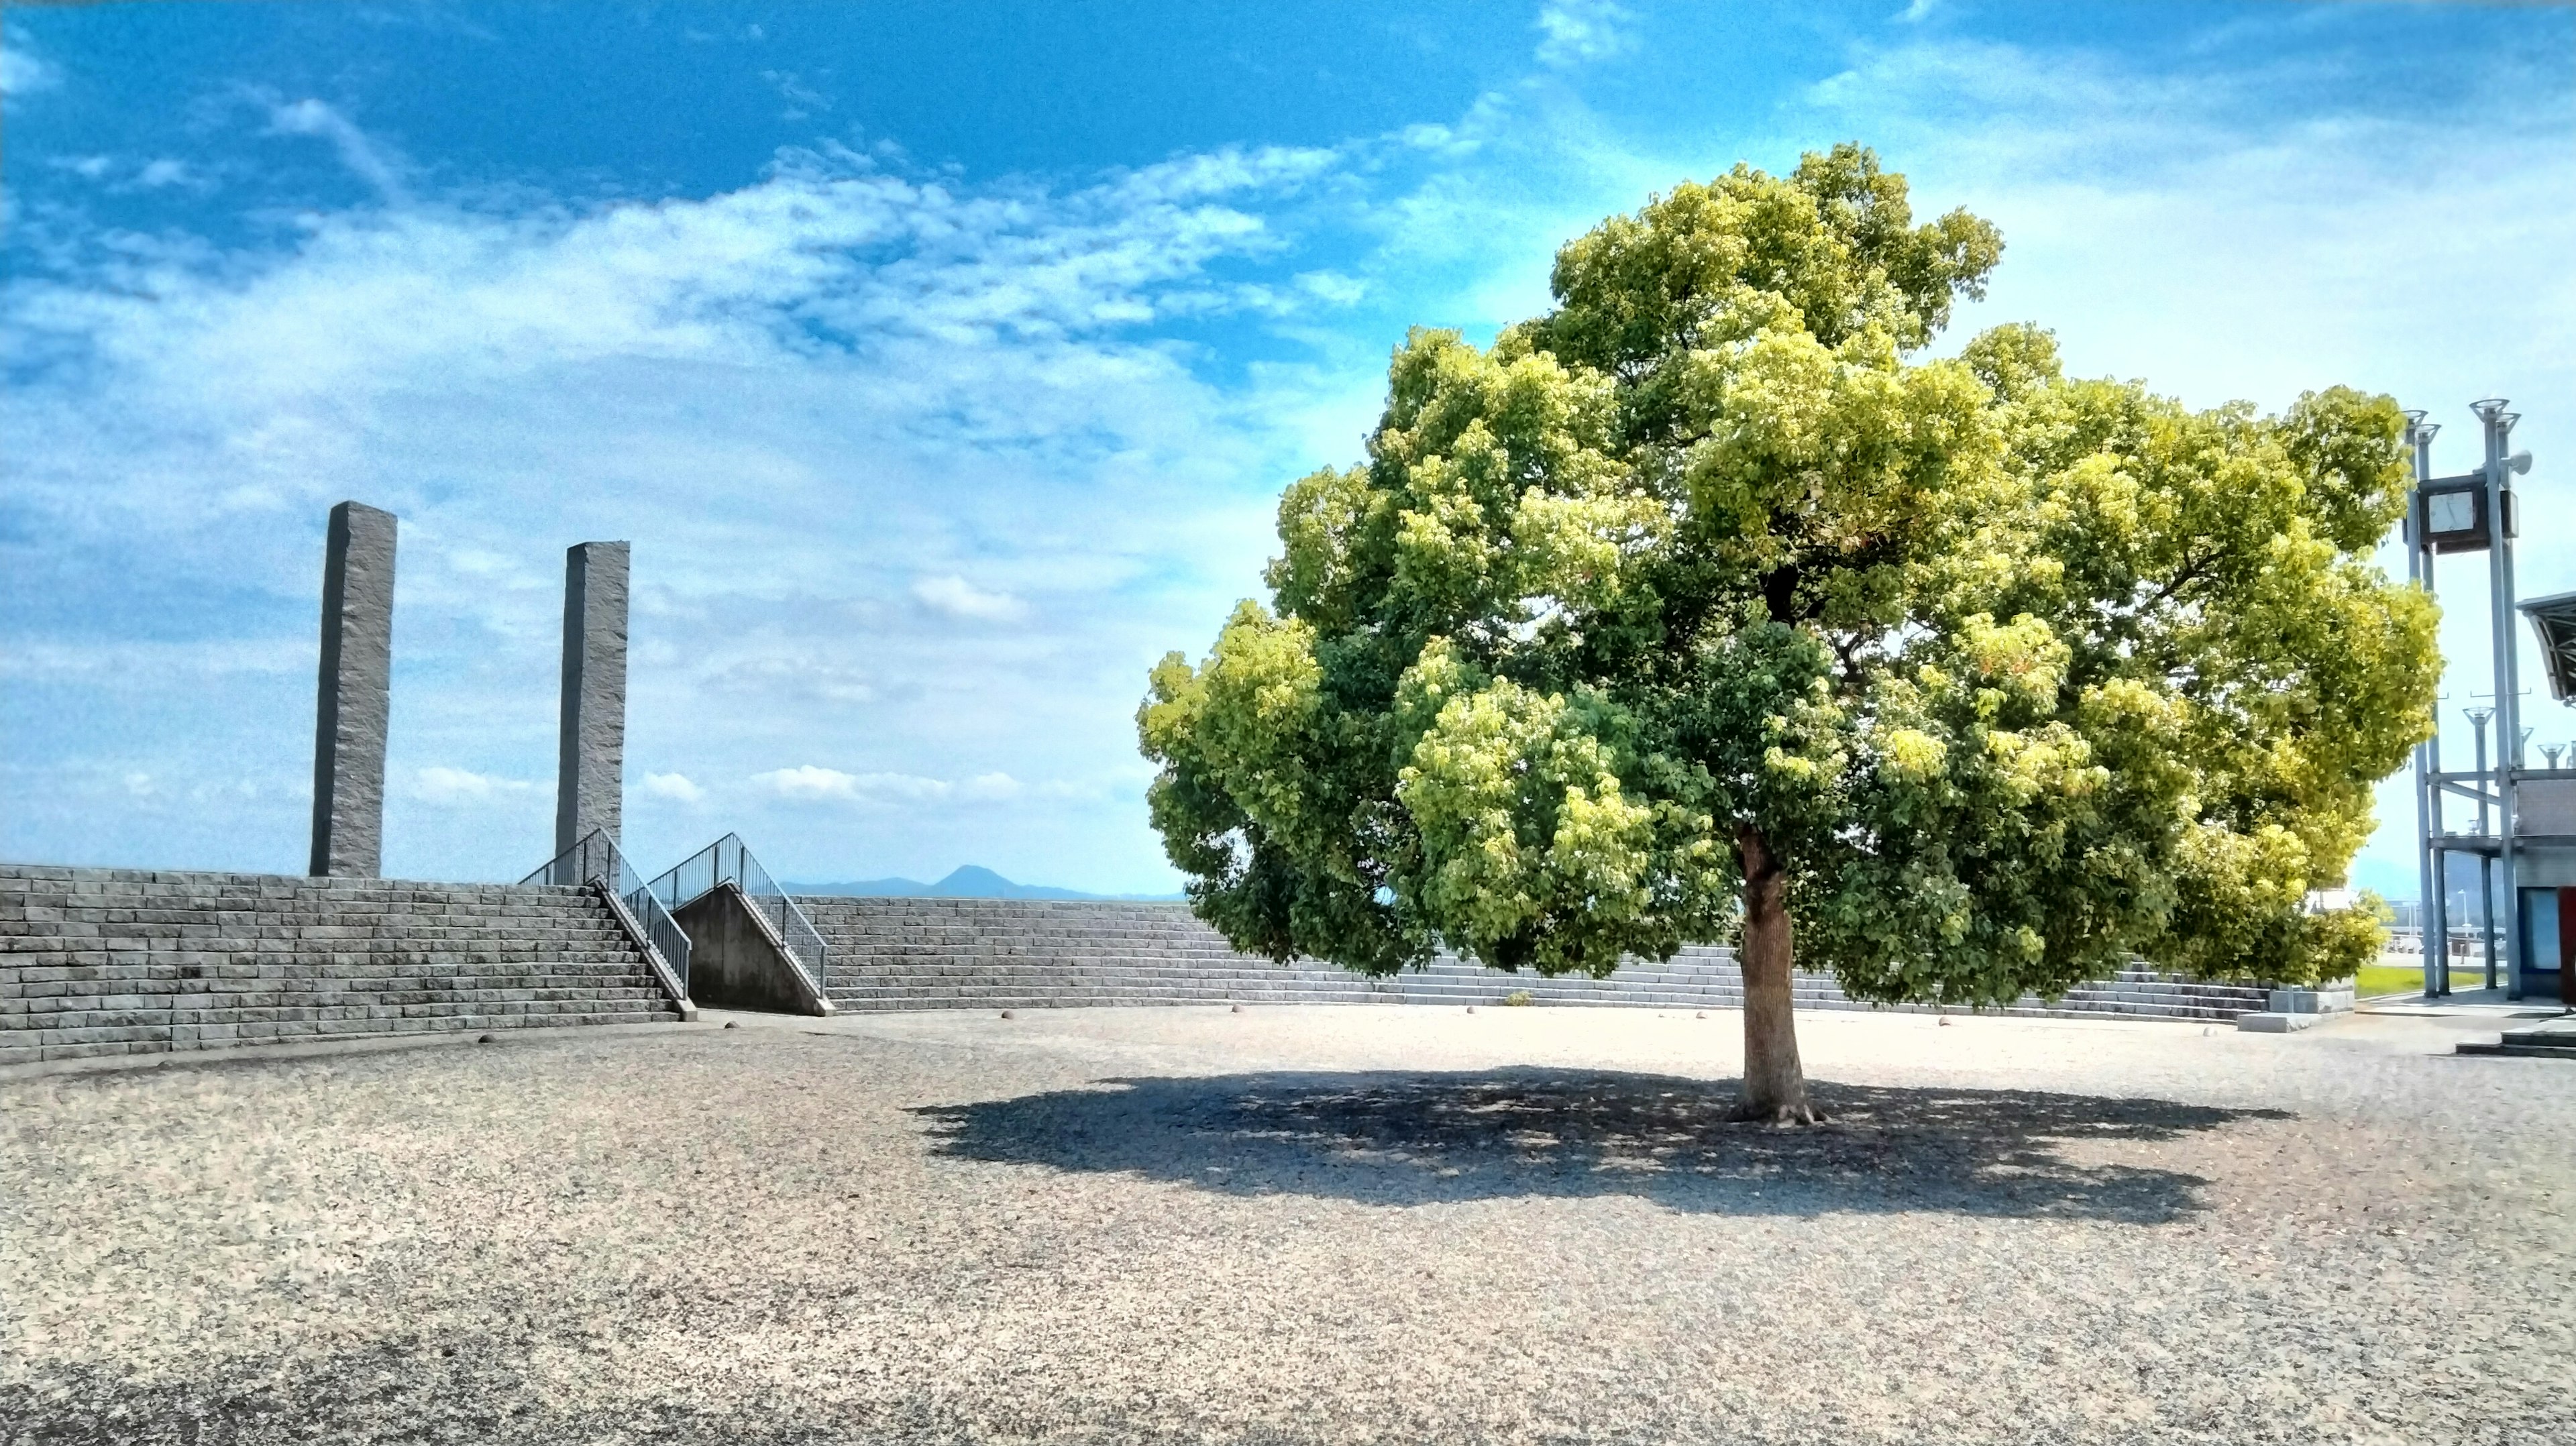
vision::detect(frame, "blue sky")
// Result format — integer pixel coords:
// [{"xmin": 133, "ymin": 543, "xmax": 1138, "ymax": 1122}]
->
[{"xmin": 3, "ymin": 1, "xmax": 2571, "ymax": 897}]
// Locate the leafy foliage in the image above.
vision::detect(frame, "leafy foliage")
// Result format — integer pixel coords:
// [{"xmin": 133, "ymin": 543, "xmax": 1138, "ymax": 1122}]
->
[{"xmin": 1139, "ymin": 144, "xmax": 2433, "ymax": 1000}]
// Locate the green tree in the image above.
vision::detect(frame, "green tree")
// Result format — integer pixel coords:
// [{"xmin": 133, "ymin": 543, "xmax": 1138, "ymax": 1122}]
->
[{"xmin": 1138, "ymin": 144, "xmax": 2438, "ymax": 1121}]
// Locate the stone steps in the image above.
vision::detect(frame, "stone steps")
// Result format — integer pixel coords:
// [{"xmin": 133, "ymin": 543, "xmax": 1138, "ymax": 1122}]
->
[
  {"xmin": 2, "ymin": 867, "xmax": 685, "ymax": 1065},
  {"xmin": 800, "ymin": 898, "xmax": 2273, "ymax": 1023},
  {"xmin": 2458, "ymin": 1023, "xmax": 2576, "ymax": 1060},
  {"xmin": 2457, "ymin": 1040, "xmax": 2576, "ymax": 1060}
]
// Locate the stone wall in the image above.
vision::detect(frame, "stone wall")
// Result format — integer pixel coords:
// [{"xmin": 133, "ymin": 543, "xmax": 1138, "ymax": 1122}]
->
[
  {"xmin": 807, "ymin": 897, "xmax": 2271, "ymax": 1022},
  {"xmin": 1, "ymin": 873, "xmax": 2279, "ymax": 1070},
  {"xmin": 1, "ymin": 866, "xmax": 684, "ymax": 1066}
]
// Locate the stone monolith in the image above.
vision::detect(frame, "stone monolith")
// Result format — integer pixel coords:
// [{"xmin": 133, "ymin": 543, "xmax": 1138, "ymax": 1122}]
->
[
  {"xmin": 555, "ymin": 541, "xmax": 631, "ymax": 855},
  {"xmin": 309, "ymin": 501, "xmax": 398, "ymax": 877}
]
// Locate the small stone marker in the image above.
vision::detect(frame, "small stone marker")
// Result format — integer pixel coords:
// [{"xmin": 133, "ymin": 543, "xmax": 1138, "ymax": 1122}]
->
[
  {"xmin": 308, "ymin": 501, "xmax": 398, "ymax": 878},
  {"xmin": 555, "ymin": 541, "xmax": 631, "ymax": 854}
]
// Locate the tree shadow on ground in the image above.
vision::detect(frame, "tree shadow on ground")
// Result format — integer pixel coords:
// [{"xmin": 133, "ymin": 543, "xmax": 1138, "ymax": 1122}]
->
[{"xmin": 914, "ymin": 1069, "xmax": 2290, "ymax": 1224}]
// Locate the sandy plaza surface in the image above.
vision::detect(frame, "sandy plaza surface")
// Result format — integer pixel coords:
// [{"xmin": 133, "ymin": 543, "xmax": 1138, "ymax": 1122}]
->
[{"xmin": 3, "ymin": 1002, "xmax": 2570, "ymax": 1445}]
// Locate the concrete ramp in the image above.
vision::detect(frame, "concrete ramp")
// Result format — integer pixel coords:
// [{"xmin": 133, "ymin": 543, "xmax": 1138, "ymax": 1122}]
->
[
  {"xmin": 645, "ymin": 835, "xmax": 836, "ymax": 1016},
  {"xmin": 673, "ymin": 883, "xmax": 835, "ymax": 1016}
]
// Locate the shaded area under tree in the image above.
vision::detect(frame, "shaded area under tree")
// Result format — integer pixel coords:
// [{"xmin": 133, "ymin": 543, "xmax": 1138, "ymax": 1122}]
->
[{"xmin": 913, "ymin": 1068, "xmax": 2288, "ymax": 1225}]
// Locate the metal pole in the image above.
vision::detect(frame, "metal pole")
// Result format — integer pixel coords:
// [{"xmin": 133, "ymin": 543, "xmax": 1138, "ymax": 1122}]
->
[
  {"xmin": 2408, "ymin": 413, "xmax": 2452, "ymax": 997},
  {"xmin": 2475, "ymin": 398, "xmax": 2523, "ymax": 999},
  {"xmin": 2482, "ymin": 856, "xmax": 2500, "ymax": 991},
  {"xmin": 2467, "ymin": 708, "xmax": 2493, "ymax": 834},
  {"xmin": 2466, "ymin": 706, "xmax": 2498, "ymax": 991}
]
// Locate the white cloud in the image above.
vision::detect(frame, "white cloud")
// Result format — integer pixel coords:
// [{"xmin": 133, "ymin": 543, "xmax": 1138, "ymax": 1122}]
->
[
  {"xmin": 912, "ymin": 573, "xmax": 1029, "ymax": 623},
  {"xmin": 0, "ymin": 133, "xmax": 1343, "ymax": 881},
  {"xmin": 265, "ymin": 98, "xmax": 409, "ymax": 202},
  {"xmin": 1, "ymin": 27, "xmax": 59, "ymax": 98},
  {"xmin": 757, "ymin": 765, "xmax": 865, "ymax": 800},
  {"xmin": 761, "ymin": 69, "xmax": 832, "ymax": 118},
  {"xmin": 1788, "ymin": 26, "xmax": 2576, "ymax": 900},
  {"xmin": 751, "ymin": 765, "xmax": 1030, "ymax": 808},
  {"xmin": 755, "ymin": 765, "xmax": 950, "ymax": 803},
  {"xmin": 17, "ymin": 5, "xmax": 2557, "ymax": 901},
  {"xmin": 0, "ymin": 638, "xmax": 303, "ymax": 679},
  {"xmin": 1293, "ymin": 270, "xmax": 1366, "ymax": 307},
  {"xmin": 643, "ymin": 771, "xmax": 706, "ymax": 803},
  {"xmin": 1534, "ymin": 1, "xmax": 1635, "ymax": 69},
  {"xmin": 415, "ymin": 765, "xmax": 539, "ymax": 805}
]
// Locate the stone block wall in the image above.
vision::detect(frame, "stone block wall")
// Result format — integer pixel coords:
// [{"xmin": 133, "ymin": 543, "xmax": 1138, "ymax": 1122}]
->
[
  {"xmin": 807, "ymin": 897, "xmax": 2271, "ymax": 1022},
  {"xmin": 1, "ymin": 866, "xmax": 684, "ymax": 1066},
  {"xmin": 0, "ymin": 873, "xmax": 2278, "ymax": 1070}
]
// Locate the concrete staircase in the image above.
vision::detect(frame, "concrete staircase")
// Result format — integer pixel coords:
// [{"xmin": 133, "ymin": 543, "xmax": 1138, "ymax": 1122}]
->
[
  {"xmin": 1, "ymin": 866, "xmax": 686, "ymax": 1066},
  {"xmin": 804, "ymin": 897, "xmax": 2272, "ymax": 1021},
  {"xmin": 2457, "ymin": 1018, "xmax": 2576, "ymax": 1059}
]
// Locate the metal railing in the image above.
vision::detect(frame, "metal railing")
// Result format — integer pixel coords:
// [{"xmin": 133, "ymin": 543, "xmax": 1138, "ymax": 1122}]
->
[
  {"xmin": 645, "ymin": 833, "xmax": 828, "ymax": 995},
  {"xmin": 521, "ymin": 830, "xmax": 692, "ymax": 995}
]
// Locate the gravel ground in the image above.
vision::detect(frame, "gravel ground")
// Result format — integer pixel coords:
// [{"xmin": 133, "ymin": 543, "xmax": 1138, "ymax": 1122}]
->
[{"xmin": 3, "ymin": 1003, "xmax": 2571, "ymax": 1445}]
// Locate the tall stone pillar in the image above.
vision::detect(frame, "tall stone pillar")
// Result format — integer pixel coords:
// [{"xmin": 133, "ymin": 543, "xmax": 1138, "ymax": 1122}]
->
[
  {"xmin": 555, "ymin": 541, "xmax": 631, "ymax": 856},
  {"xmin": 309, "ymin": 501, "xmax": 398, "ymax": 877}
]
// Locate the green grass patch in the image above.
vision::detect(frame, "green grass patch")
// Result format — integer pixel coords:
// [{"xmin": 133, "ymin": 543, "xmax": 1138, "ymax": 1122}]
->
[{"xmin": 2354, "ymin": 963, "xmax": 2487, "ymax": 998}]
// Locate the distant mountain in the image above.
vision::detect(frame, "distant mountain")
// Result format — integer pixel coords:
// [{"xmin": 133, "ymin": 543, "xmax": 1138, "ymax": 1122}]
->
[
  {"xmin": 2346, "ymin": 855, "xmax": 2418, "ymax": 904},
  {"xmin": 785, "ymin": 865, "xmax": 1183, "ymax": 903}
]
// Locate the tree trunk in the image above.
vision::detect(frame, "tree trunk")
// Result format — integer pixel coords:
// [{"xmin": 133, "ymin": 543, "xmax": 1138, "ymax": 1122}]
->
[{"xmin": 1733, "ymin": 823, "xmax": 1820, "ymax": 1124}]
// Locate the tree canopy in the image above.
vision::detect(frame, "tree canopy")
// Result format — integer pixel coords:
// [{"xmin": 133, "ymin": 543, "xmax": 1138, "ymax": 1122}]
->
[{"xmin": 1137, "ymin": 144, "xmax": 2437, "ymax": 1115}]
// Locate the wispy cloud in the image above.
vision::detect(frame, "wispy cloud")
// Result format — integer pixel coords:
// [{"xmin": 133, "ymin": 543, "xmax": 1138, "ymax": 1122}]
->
[
  {"xmin": 414, "ymin": 766, "xmax": 540, "ymax": 805},
  {"xmin": 7, "ymin": 2, "xmax": 2566, "ymax": 898},
  {"xmin": 759, "ymin": 766, "xmax": 941, "ymax": 803},
  {"xmin": 761, "ymin": 69, "xmax": 833, "ymax": 120},
  {"xmin": 1, "ymin": 131, "xmax": 1348, "ymax": 881},
  {"xmin": 1, "ymin": 25, "xmax": 59, "ymax": 99},
  {"xmin": 752, "ymin": 765, "xmax": 1028, "ymax": 808},
  {"xmin": 265, "ymin": 98, "xmax": 409, "ymax": 202},
  {"xmin": 1787, "ymin": 21, "xmax": 2576, "ymax": 893},
  {"xmin": 1534, "ymin": 1, "xmax": 1635, "ymax": 69},
  {"xmin": 0, "ymin": 638, "xmax": 305, "ymax": 680},
  {"xmin": 136, "ymin": 159, "xmax": 199, "ymax": 190},
  {"xmin": 643, "ymin": 771, "xmax": 706, "ymax": 803},
  {"xmin": 912, "ymin": 573, "xmax": 1028, "ymax": 624}
]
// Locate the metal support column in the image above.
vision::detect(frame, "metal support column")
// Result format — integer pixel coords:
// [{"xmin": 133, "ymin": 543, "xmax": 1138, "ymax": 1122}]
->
[
  {"xmin": 2407, "ymin": 413, "xmax": 2447, "ymax": 997},
  {"xmin": 2475, "ymin": 400, "xmax": 2524, "ymax": 999},
  {"xmin": 2466, "ymin": 708, "xmax": 2498, "ymax": 990}
]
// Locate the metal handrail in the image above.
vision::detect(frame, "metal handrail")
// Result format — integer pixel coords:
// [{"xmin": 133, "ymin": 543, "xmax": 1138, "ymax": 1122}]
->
[
  {"xmin": 521, "ymin": 830, "xmax": 692, "ymax": 995},
  {"xmin": 645, "ymin": 833, "xmax": 828, "ymax": 994}
]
